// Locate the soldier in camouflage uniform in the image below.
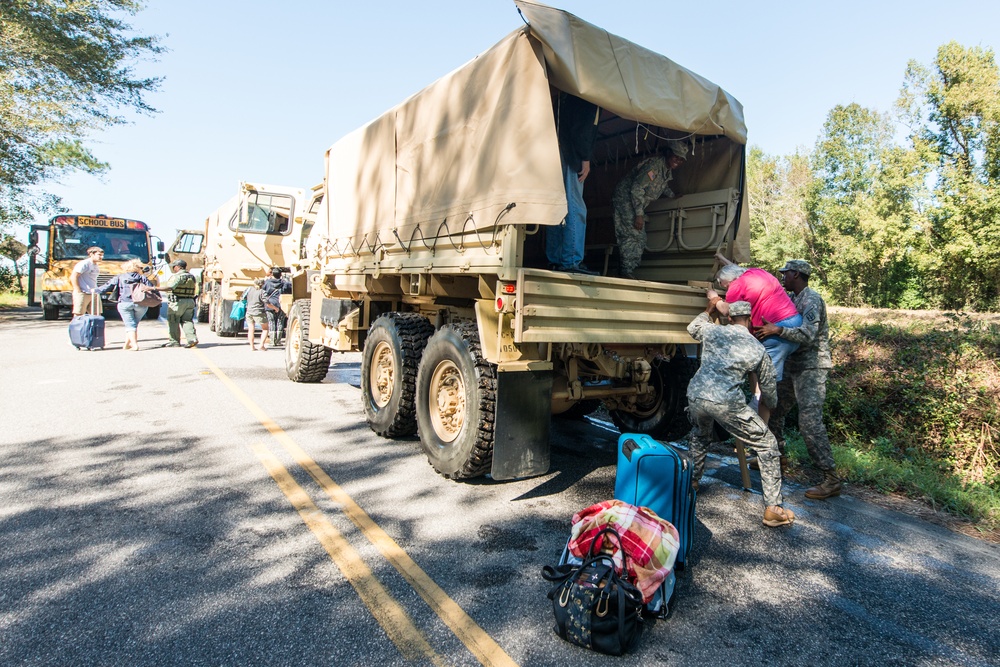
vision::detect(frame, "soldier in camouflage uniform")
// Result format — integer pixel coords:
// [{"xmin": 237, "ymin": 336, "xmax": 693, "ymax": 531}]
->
[
  {"xmin": 159, "ymin": 259, "xmax": 199, "ymax": 348},
  {"xmin": 687, "ymin": 300, "xmax": 796, "ymax": 527},
  {"xmin": 611, "ymin": 141, "xmax": 687, "ymax": 278},
  {"xmin": 757, "ymin": 259, "xmax": 841, "ymax": 499}
]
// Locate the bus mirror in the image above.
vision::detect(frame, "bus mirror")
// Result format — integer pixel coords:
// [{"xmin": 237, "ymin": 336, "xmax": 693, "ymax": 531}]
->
[
  {"xmin": 28, "ymin": 230, "xmax": 38, "ymax": 245},
  {"xmin": 156, "ymin": 241, "xmax": 165, "ymax": 252},
  {"xmin": 28, "ymin": 244, "xmax": 40, "ymax": 256}
]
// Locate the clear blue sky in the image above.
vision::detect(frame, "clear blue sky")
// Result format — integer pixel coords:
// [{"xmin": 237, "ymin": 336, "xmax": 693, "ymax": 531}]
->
[{"xmin": 33, "ymin": 0, "xmax": 1000, "ymax": 245}]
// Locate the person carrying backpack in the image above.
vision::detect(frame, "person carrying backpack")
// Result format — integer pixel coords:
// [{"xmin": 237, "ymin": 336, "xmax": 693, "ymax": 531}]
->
[
  {"xmin": 158, "ymin": 259, "xmax": 199, "ymax": 348},
  {"xmin": 95, "ymin": 259, "xmax": 157, "ymax": 351},
  {"xmin": 262, "ymin": 267, "xmax": 290, "ymax": 346}
]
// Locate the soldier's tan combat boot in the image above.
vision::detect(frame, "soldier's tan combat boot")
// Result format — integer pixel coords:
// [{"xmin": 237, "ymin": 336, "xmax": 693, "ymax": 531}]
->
[
  {"xmin": 805, "ymin": 474, "xmax": 842, "ymax": 500},
  {"xmin": 762, "ymin": 505, "xmax": 795, "ymax": 527}
]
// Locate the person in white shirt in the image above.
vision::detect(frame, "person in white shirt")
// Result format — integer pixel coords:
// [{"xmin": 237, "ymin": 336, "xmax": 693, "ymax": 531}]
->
[{"xmin": 70, "ymin": 246, "xmax": 104, "ymax": 316}]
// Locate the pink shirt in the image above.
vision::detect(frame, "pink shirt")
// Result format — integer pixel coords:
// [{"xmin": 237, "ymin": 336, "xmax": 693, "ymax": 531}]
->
[{"xmin": 725, "ymin": 268, "xmax": 798, "ymax": 327}]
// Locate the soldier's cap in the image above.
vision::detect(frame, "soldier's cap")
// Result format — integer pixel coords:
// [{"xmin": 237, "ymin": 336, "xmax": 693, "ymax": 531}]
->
[
  {"xmin": 729, "ymin": 301, "xmax": 752, "ymax": 317},
  {"xmin": 665, "ymin": 140, "xmax": 688, "ymax": 160},
  {"xmin": 170, "ymin": 259, "xmax": 187, "ymax": 269},
  {"xmin": 778, "ymin": 259, "xmax": 811, "ymax": 276}
]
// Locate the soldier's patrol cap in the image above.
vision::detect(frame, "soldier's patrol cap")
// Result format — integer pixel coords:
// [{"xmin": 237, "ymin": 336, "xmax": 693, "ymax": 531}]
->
[
  {"xmin": 729, "ymin": 301, "xmax": 752, "ymax": 317},
  {"xmin": 778, "ymin": 259, "xmax": 811, "ymax": 275},
  {"xmin": 170, "ymin": 259, "xmax": 187, "ymax": 269}
]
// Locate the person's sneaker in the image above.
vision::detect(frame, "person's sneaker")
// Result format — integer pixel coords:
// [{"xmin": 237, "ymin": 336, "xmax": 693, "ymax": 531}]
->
[
  {"xmin": 161, "ymin": 342, "xmax": 181, "ymax": 348},
  {"xmin": 763, "ymin": 505, "xmax": 795, "ymax": 527},
  {"xmin": 805, "ymin": 475, "xmax": 842, "ymax": 500},
  {"xmin": 185, "ymin": 341, "xmax": 198, "ymax": 348}
]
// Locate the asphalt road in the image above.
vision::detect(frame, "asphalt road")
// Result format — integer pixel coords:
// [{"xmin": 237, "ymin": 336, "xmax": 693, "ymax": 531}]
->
[{"xmin": 1, "ymin": 307, "xmax": 998, "ymax": 667}]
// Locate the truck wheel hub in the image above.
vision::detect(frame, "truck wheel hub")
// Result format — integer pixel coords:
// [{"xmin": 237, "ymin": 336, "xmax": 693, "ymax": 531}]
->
[
  {"xmin": 371, "ymin": 341, "xmax": 395, "ymax": 407},
  {"xmin": 429, "ymin": 360, "xmax": 464, "ymax": 442}
]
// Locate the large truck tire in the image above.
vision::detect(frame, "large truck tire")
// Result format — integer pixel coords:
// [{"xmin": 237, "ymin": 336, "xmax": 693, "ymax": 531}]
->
[
  {"xmin": 43, "ymin": 304, "xmax": 60, "ymax": 320},
  {"xmin": 197, "ymin": 298, "xmax": 210, "ymax": 323},
  {"xmin": 285, "ymin": 299, "xmax": 333, "ymax": 383},
  {"xmin": 610, "ymin": 354, "xmax": 697, "ymax": 439},
  {"xmin": 215, "ymin": 296, "xmax": 240, "ymax": 337},
  {"xmin": 415, "ymin": 321, "xmax": 497, "ymax": 480},
  {"xmin": 361, "ymin": 312, "xmax": 434, "ymax": 437}
]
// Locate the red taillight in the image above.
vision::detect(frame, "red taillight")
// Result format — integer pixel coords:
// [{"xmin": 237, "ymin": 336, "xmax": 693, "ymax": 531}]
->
[
  {"xmin": 496, "ymin": 297, "xmax": 504, "ymax": 311},
  {"xmin": 502, "ymin": 282, "xmax": 516, "ymax": 294}
]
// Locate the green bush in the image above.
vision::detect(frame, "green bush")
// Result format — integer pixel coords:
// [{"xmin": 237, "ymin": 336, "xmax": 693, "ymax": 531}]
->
[
  {"xmin": 0, "ymin": 266, "xmax": 16, "ymax": 292},
  {"xmin": 819, "ymin": 310, "xmax": 1000, "ymax": 529}
]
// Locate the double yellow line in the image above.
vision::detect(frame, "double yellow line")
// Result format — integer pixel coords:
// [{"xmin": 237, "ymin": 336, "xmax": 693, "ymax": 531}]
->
[{"xmin": 198, "ymin": 351, "xmax": 519, "ymax": 667}]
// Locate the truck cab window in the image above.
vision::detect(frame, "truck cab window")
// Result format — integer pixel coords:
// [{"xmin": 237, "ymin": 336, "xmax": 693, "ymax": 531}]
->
[
  {"xmin": 232, "ymin": 192, "xmax": 294, "ymax": 235},
  {"xmin": 175, "ymin": 233, "xmax": 204, "ymax": 254}
]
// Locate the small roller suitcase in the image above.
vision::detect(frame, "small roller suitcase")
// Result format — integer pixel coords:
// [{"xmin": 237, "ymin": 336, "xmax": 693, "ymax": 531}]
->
[
  {"xmin": 614, "ymin": 433, "xmax": 696, "ymax": 569},
  {"xmin": 69, "ymin": 297, "xmax": 105, "ymax": 350}
]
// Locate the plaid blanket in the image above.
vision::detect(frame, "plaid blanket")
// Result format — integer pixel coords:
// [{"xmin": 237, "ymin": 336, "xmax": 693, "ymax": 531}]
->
[{"xmin": 568, "ymin": 499, "xmax": 681, "ymax": 603}]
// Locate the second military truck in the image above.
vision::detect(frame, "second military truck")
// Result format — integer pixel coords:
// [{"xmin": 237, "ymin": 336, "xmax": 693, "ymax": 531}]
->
[
  {"xmin": 285, "ymin": 1, "xmax": 751, "ymax": 481},
  {"xmin": 179, "ymin": 182, "xmax": 320, "ymax": 335}
]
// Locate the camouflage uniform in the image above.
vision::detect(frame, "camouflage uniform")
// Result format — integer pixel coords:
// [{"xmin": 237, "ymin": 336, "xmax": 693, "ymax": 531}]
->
[
  {"xmin": 768, "ymin": 286, "xmax": 835, "ymax": 472},
  {"xmin": 686, "ymin": 312, "xmax": 785, "ymax": 508},
  {"xmin": 164, "ymin": 270, "xmax": 199, "ymax": 346},
  {"xmin": 612, "ymin": 156, "xmax": 675, "ymax": 277}
]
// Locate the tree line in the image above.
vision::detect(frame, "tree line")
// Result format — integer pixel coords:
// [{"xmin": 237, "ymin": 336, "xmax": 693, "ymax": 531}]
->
[{"xmin": 749, "ymin": 42, "xmax": 1000, "ymax": 312}]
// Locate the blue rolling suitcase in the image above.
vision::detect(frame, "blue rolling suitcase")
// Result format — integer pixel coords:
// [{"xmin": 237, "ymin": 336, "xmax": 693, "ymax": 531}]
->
[
  {"xmin": 69, "ymin": 298, "xmax": 105, "ymax": 350},
  {"xmin": 614, "ymin": 433, "xmax": 696, "ymax": 570}
]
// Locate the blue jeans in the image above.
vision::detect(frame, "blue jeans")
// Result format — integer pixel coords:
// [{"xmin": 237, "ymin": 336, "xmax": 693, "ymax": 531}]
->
[
  {"xmin": 760, "ymin": 313, "xmax": 802, "ymax": 381},
  {"xmin": 117, "ymin": 302, "xmax": 148, "ymax": 331},
  {"xmin": 546, "ymin": 161, "xmax": 587, "ymax": 268}
]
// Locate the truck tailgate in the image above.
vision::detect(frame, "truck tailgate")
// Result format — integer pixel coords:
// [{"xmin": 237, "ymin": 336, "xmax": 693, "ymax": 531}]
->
[{"xmin": 512, "ymin": 268, "xmax": 706, "ymax": 344}]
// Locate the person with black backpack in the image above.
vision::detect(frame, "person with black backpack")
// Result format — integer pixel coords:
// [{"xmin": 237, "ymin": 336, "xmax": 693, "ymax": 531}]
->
[
  {"xmin": 261, "ymin": 267, "xmax": 290, "ymax": 346},
  {"xmin": 158, "ymin": 259, "xmax": 199, "ymax": 348},
  {"xmin": 95, "ymin": 259, "xmax": 158, "ymax": 351}
]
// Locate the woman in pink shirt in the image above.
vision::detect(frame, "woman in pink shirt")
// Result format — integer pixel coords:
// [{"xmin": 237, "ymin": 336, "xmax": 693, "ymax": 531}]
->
[{"xmin": 706, "ymin": 258, "xmax": 801, "ymax": 382}]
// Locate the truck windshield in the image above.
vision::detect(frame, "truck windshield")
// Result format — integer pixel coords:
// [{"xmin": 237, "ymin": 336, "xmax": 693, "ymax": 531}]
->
[
  {"xmin": 232, "ymin": 192, "xmax": 294, "ymax": 235},
  {"xmin": 52, "ymin": 227, "xmax": 151, "ymax": 262}
]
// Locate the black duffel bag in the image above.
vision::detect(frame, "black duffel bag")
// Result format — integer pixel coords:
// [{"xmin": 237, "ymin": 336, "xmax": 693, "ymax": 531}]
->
[{"xmin": 541, "ymin": 527, "xmax": 644, "ymax": 655}]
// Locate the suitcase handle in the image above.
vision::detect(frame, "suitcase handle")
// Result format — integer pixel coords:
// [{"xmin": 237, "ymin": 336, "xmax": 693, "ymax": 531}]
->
[{"xmin": 621, "ymin": 438, "xmax": 639, "ymax": 462}]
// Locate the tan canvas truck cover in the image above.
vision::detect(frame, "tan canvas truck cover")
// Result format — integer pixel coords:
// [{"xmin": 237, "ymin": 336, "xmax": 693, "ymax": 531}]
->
[
  {"xmin": 323, "ymin": 0, "xmax": 749, "ymax": 265},
  {"xmin": 299, "ymin": 2, "xmax": 755, "ymax": 482}
]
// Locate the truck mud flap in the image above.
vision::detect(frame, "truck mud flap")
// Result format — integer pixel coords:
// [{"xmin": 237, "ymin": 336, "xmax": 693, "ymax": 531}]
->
[{"xmin": 491, "ymin": 369, "xmax": 552, "ymax": 480}]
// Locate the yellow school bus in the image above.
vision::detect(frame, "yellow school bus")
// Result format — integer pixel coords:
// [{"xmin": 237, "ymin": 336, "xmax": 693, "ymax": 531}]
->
[{"xmin": 27, "ymin": 214, "xmax": 164, "ymax": 320}]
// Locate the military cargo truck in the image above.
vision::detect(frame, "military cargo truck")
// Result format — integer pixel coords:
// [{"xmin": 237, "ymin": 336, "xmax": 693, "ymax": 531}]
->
[
  {"xmin": 196, "ymin": 182, "xmax": 318, "ymax": 336},
  {"xmin": 285, "ymin": 1, "xmax": 750, "ymax": 481}
]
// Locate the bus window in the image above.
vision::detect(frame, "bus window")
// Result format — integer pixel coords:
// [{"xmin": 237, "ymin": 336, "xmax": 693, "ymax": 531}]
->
[{"xmin": 51, "ymin": 226, "xmax": 150, "ymax": 262}]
